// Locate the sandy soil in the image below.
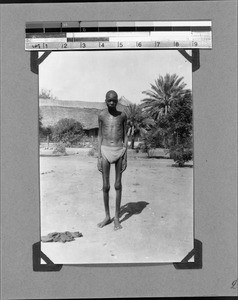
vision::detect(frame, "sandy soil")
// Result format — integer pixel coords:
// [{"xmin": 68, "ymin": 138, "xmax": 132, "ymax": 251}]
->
[{"xmin": 40, "ymin": 149, "xmax": 193, "ymax": 264}]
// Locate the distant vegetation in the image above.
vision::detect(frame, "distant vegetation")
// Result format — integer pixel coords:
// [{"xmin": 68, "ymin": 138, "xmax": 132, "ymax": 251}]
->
[
  {"xmin": 126, "ymin": 73, "xmax": 193, "ymax": 167},
  {"xmin": 51, "ymin": 118, "xmax": 84, "ymax": 146},
  {"xmin": 125, "ymin": 103, "xmax": 154, "ymax": 149},
  {"xmin": 40, "ymin": 74, "xmax": 193, "ymax": 167},
  {"xmin": 39, "ymin": 88, "xmax": 58, "ymax": 100},
  {"xmin": 40, "ymin": 117, "xmax": 86, "ymax": 147}
]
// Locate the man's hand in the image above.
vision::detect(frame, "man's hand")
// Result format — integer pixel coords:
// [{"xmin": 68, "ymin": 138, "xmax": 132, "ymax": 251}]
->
[
  {"xmin": 97, "ymin": 156, "xmax": 103, "ymax": 173},
  {"xmin": 121, "ymin": 153, "xmax": 127, "ymax": 173}
]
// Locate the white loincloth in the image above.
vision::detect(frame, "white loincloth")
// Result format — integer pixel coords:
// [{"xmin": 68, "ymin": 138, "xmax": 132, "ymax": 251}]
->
[{"xmin": 101, "ymin": 145, "xmax": 126, "ymax": 164}]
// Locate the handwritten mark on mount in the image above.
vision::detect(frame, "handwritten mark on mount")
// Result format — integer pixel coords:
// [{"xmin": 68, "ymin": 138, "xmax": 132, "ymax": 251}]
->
[{"xmin": 231, "ymin": 279, "xmax": 238, "ymax": 289}]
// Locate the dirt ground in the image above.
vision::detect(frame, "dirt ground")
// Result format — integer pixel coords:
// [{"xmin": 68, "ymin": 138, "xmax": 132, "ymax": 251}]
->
[{"xmin": 40, "ymin": 148, "xmax": 193, "ymax": 264}]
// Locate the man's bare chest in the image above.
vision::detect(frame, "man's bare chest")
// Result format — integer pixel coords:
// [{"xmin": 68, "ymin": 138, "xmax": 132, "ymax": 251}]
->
[{"xmin": 102, "ymin": 114, "xmax": 123, "ymax": 127}]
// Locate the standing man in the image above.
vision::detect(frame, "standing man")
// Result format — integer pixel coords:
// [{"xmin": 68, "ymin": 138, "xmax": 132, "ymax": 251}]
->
[{"xmin": 97, "ymin": 90, "xmax": 128, "ymax": 230}]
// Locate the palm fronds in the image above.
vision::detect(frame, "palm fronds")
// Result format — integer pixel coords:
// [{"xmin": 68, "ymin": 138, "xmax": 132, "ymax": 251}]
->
[
  {"xmin": 142, "ymin": 73, "xmax": 187, "ymax": 120},
  {"xmin": 125, "ymin": 103, "xmax": 155, "ymax": 148}
]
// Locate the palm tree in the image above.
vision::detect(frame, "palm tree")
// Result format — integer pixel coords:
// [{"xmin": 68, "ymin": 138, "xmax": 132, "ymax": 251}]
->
[
  {"xmin": 125, "ymin": 103, "xmax": 154, "ymax": 149},
  {"xmin": 141, "ymin": 73, "xmax": 188, "ymax": 148},
  {"xmin": 141, "ymin": 73, "xmax": 187, "ymax": 120}
]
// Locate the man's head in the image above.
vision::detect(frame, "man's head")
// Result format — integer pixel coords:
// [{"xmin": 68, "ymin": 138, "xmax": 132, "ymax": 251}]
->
[{"xmin": 105, "ymin": 90, "xmax": 118, "ymax": 108}]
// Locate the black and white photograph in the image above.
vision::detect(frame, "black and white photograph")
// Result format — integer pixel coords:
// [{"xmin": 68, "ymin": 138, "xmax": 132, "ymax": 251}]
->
[
  {"xmin": 39, "ymin": 49, "xmax": 193, "ymax": 264},
  {"xmin": 2, "ymin": 1, "xmax": 238, "ymax": 299}
]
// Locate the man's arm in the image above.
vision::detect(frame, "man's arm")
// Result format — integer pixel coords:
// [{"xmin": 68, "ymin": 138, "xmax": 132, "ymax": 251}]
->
[
  {"xmin": 97, "ymin": 114, "xmax": 103, "ymax": 172},
  {"xmin": 121, "ymin": 113, "xmax": 128, "ymax": 173},
  {"xmin": 123, "ymin": 113, "xmax": 128, "ymax": 149},
  {"xmin": 98, "ymin": 114, "xmax": 102, "ymax": 156}
]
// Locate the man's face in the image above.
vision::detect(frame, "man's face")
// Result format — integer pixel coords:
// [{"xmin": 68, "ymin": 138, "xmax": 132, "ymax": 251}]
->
[{"xmin": 106, "ymin": 97, "xmax": 118, "ymax": 108}]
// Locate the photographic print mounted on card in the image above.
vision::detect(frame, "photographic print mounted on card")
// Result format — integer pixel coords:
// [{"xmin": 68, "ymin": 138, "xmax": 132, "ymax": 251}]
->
[{"xmin": 26, "ymin": 20, "xmax": 211, "ymax": 264}]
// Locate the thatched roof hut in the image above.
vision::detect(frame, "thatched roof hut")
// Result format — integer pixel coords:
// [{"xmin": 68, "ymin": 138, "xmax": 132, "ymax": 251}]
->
[{"xmin": 39, "ymin": 98, "xmax": 130, "ymax": 133}]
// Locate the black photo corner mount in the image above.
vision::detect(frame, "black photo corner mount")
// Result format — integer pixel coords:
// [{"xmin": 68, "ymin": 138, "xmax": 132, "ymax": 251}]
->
[
  {"xmin": 32, "ymin": 239, "xmax": 202, "ymax": 271},
  {"xmin": 30, "ymin": 51, "xmax": 51, "ymax": 74},
  {"xmin": 33, "ymin": 241, "xmax": 63, "ymax": 271},
  {"xmin": 178, "ymin": 49, "xmax": 200, "ymax": 72},
  {"xmin": 32, "ymin": 48, "xmax": 200, "ymax": 271},
  {"xmin": 30, "ymin": 49, "xmax": 200, "ymax": 74},
  {"xmin": 173, "ymin": 239, "xmax": 203, "ymax": 269}
]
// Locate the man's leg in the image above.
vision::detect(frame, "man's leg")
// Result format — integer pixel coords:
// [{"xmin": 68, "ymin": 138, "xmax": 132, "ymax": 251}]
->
[
  {"xmin": 97, "ymin": 157, "xmax": 111, "ymax": 228},
  {"xmin": 114, "ymin": 157, "xmax": 123, "ymax": 230}
]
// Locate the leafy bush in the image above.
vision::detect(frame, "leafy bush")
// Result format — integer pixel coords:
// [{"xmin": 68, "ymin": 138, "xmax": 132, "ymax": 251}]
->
[
  {"xmin": 87, "ymin": 139, "xmax": 99, "ymax": 157},
  {"xmin": 51, "ymin": 118, "xmax": 84, "ymax": 146},
  {"xmin": 79, "ymin": 134, "xmax": 91, "ymax": 147},
  {"xmin": 53, "ymin": 142, "xmax": 67, "ymax": 155},
  {"xmin": 39, "ymin": 88, "xmax": 58, "ymax": 100},
  {"xmin": 140, "ymin": 130, "xmax": 161, "ymax": 157},
  {"xmin": 88, "ymin": 148, "xmax": 95, "ymax": 157},
  {"xmin": 140, "ymin": 88, "xmax": 193, "ymax": 164},
  {"xmin": 168, "ymin": 138, "xmax": 193, "ymax": 167},
  {"xmin": 166, "ymin": 91, "xmax": 193, "ymax": 166},
  {"xmin": 91, "ymin": 139, "xmax": 99, "ymax": 151}
]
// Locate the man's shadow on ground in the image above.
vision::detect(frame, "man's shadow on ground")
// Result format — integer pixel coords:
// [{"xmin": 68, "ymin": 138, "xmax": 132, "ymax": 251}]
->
[{"xmin": 118, "ymin": 201, "xmax": 149, "ymax": 224}]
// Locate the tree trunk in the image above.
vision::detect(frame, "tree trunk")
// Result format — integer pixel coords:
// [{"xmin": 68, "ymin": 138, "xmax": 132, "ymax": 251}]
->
[
  {"xmin": 163, "ymin": 134, "xmax": 168, "ymax": 148},
  {"xmin": 131, "ymin": 136, "xmax": 135, "ymax": 149},
  {"xmin": 47, "ymin": 135, "xmax": 49, "ymax": 148}
]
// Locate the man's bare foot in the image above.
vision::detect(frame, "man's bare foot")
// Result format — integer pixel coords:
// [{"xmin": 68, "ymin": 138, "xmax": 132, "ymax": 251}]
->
[
  {"xmin": 97, "ymin": 217, "xmax": 111, "ymax": 228},
  {"xmin": 114, "ymin": 218, "xmax": 122, "ymax": 230}
]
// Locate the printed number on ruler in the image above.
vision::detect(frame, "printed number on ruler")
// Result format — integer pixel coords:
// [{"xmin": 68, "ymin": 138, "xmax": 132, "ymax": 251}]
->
[{"xmin": 31, "ymin": 44, "xmax": 41, "ymax": 49}]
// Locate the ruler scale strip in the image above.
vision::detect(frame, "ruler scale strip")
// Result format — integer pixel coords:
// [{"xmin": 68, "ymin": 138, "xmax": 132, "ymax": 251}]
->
[{"xmin": 25, "ymin": 21, "xmax": 212, "ymax": 50}]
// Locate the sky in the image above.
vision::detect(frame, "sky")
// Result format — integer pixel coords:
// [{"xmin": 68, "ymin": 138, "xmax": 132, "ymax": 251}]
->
[{"xmin": 39, "ymin": 50, "xmax": 192, "ymax": 104}]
